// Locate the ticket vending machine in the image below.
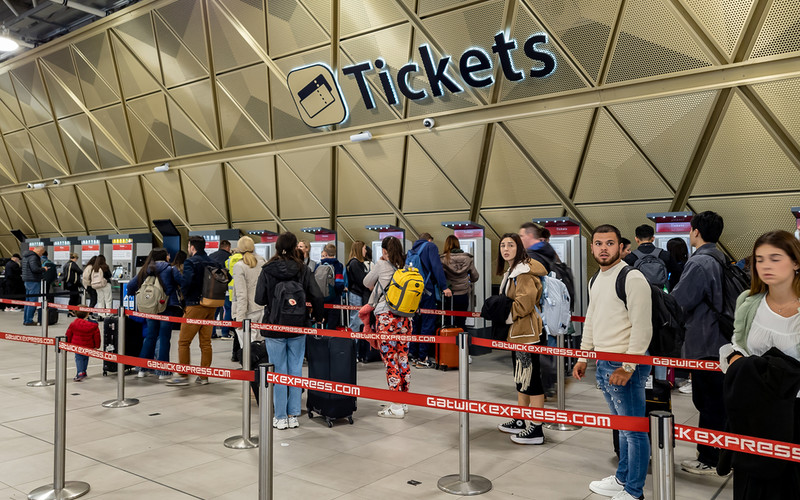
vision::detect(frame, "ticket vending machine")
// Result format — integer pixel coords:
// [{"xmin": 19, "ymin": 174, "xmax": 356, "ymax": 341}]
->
[
  {"xmin": 302, "ymin": 227, "xmax": 345, "ymax": 265},
  {"xmin": 441, "ymin": 221, "xmax": 492, "ymax": 330},
  {"xmin": 647, "ymin": 212, "xmax": 693, "ymax": 255},
  {"xmin": 247, "ymin": 230, "xmax": 279, "ymax": 260},
  {"xmin": 78, "ymin": 236, "xmax": 104, "ymax": 266},
  {"xmin": 365, "ymin": 225, "xmax": 411, "ymax": 264},
  {"xmin": 106, "ymin": 233, "xmax": 154, "ymax": 280},
  {"xmin": 152, "ymin": 219, "xmax": 182, "ymax": 263},
  {"xmin": 50, "ymin": 239, "xmax": 73, "ymax": 268},
  {"xmin": 791, "ymin": 207, "xmax": 800, "ymax": 240},
  {"xmin": 189, "ymin": 229, "xmax": 241, "ymax": 255},
  {"xmin": 23, "ymin": 238, "xmax": 50, "ymax": 255}
]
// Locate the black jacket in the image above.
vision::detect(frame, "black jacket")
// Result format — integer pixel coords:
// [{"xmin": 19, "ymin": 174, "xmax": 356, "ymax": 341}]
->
[
  {"xmin": 623, "ymin": 242, "xmax": 682, "ymax": 291},
  {"xmin": 209, "ymin": 249, "xmax": 231, "ymax": 267},
  {"xmin": 21, "ymin": 250, "xmax": 44, "ymax": 283},
  {"xmin": 61, "ymin": 260, "xmax": 82, "ymax": 289},
  {"xmin": 720, "ymin": 348, "xmax": 800, "ymax": 478},
  {"xmin": 181, "ymin": 251, "xmax": 213, "ymax": 306},
  {"xmin": 255, "ymin": 259, "xmax": 324, "ymax": 338},
  {"xmin": 346, "ymin": 258, "xmax": 370, "ymax": 302},
  {"xmin": 4, "ymin": 259, "xmax": 23, "ymax": 293},
  {"xmin": 525, "ymin": 241, "xmax": 557, "ymax": 274}
]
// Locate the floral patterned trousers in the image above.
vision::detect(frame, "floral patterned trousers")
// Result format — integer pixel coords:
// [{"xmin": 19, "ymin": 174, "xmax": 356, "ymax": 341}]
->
[{"xmin": 376, "ymin": 312, "xmax": 411, "ymax": 392}]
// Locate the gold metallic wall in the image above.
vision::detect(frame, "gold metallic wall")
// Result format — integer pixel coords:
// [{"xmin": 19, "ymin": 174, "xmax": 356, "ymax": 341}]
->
[{"xmin": 0, "ymin": 0, "xmax": 797, "ymax": 261}]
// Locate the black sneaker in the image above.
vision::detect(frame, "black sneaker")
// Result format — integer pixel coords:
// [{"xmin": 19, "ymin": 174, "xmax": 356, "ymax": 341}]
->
[
  {"xmin": 498, "ymin": 419, "xmax": 527, "ymax": 434},
  {"xmin": 510, "ymin": 423, "xmax": 545, "ymax": 445}
]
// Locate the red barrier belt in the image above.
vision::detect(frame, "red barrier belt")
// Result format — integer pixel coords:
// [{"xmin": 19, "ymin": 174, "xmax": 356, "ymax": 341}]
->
[
  {"xmin": 48, "ymin": 303, "xmax": 117, "ymax": 315},
  {"xmin": 470, "ymin": 337, "xmax": 722, "ymax": 372},
  {"xmin": 251, "ymin": 322, "xmax": 456, "ymax": 344},
  {"xmin": 675, "ymin": 425, "xmax": 800, "ymax": 464},
  {"xmin": 125, "ymin": 309, "xmax": 243, "ymax": 328},
  {"xmin": 0, "ymin": 297, "xmax": 41, "ymax": 307},
  {"xmin": 321, "ymin": 302, "xmax": 587, "ymax": 321},
  {"xmin": 57, "ymin": 341, "xmax": 255, "ymax": 381},
  {"xmin": 0, "ymin": 331, "xmax": 55, "ymax": 345}
]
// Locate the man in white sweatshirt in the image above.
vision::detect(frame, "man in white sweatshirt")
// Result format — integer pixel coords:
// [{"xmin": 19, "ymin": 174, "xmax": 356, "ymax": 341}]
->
[{"xmin": 573, "ymin": 224, "xmax": 653, "ymax": 500}]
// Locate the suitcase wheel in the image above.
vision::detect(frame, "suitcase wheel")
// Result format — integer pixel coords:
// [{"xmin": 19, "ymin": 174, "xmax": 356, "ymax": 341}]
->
[
  {"xmin": 348, "ymin": 416, "xmax": 354, "ymax": 425},
  {"xmin": 325, "ymin": 417, "xmax": 333, "ymax": 428}
]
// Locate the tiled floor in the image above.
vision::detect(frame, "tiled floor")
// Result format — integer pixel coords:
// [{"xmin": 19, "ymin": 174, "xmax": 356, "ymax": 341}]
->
[{"xmin": 0, "ymin": 311, "xmax": 732, "ymax": 499}]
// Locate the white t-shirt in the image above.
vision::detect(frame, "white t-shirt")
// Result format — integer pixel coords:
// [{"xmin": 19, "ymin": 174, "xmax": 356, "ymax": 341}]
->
[{"xmin": 747, "ymin": 296, "xmax": 800, "ymax": 361}]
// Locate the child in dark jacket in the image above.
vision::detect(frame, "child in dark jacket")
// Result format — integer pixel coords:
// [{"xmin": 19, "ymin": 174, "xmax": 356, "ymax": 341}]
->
[{"xmin": 66, "ymin": 309, "xmax": 100, "ymax": 381}]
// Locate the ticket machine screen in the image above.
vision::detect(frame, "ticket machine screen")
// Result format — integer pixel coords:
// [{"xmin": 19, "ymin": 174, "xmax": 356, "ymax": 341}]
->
[
  {"xmin": 549, "ymin": 240, "xmax": 569, "ymax": 265},
  {"xmin": 460, "ymin": 240, "xmax": 475, "ymax": 256}
]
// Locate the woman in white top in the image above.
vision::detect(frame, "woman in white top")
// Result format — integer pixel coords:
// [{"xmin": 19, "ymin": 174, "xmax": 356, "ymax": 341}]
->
[
  {"xmin": 363, "ymin": 236, "xmax": 411, "ymax": 419},
  {"xmin": 720, "ymin": 230, "xmax": 800, "ymax": 499}
]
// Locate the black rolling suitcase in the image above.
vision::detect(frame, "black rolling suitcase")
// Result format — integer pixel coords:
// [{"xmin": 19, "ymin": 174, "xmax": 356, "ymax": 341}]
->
[
  {"xmin": 306, "ymin": 333, "xmax": 357, "ymax": 427},
  {"xmin": 613, "ymin": 378, "xmax": 672, "ymax": 457},
  {"xmin": 102, "ymin": 316, "xmax": 145, "ymax": 375},
  {"xmin": 47, "ymin": 307, "xmax": 59, "ymax": 325}
]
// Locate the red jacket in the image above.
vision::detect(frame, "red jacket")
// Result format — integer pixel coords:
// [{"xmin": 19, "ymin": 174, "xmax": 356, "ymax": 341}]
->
[{"xmin": 66, "ymin": 318, "xmax": 100, "ymax": 350}]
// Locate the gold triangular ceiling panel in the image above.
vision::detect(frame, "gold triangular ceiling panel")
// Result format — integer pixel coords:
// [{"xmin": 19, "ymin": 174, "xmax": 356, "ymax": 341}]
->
[
  {"xmin": 91, "ymin": 104, "xmax": 133, "ymax": 168},
  {"xmin": 29, "ymin": 135, "xmax": 66, "ymax": 179},
  {"xmin": 181, "ymin": 170, "xmax": 227, "ymax": 226},
  {"xmin": 0, "ymin": 72, "xmax": 23, "ymax": 123},
  {"xmin": 169, "ymin": 80, "xmax": 218, "ymax": 151},
  {"xmin": 481, "ymin": 207, "xmax": 564, "ymax": 235},
  {"xmin": 341, "ymin": 0, "xmax": 406, "ymax": 37},
  {"xmin": 47, "ymin": 189, "xmax": 85, "ymax": 233},
  {"xmin": 684, "ymin": 0, "xmax": 753, "ymax": 57},
  {"xmin": 752, "ymin": 76, "xmax": 800, "ymax": 142},
  {"xmin": 141, "ymin": 171, "xmax": 187, "ymax": 224},
  {"xmin": 276, "ymin": 156, "xmax": 330, "ymax": 220},
  {"xmin": 126, "ymin": 93, "xmax": 174, "ymax": 162},
  {"xmin": 526, "ymin": 0, "xmax": 621, "ymax": 82},
  {"xmin": 113, "ymin": 15, "xmax": 162, "ymax": 85},
  {"xmin": 30, "ymin": 123, "xmax": 68, "ymax": 174},
  {"xmin": 413, "ymin": 124, "xmax": 485, "ymax": 202},
  {"xmin": 402, "ymin": 212, "xmax": 470, "ymax": 245},
  {"xmin": 402, "ymin": 139, "xmax": 469, "ymax": 212},
  {"xmin": 22, "ymin": 190, "xmax": 59, "ymax": 234},
  {"xmin": 336, "ymin": 146, "xmax": 392, "ymax": 216},
  {"xmin": 580, "ymin": 200, "xmax": 672, "ymax": 244},
  {"xmin": 217, "ymin": 64, "xmax": 270, "ymax": 147},
  {"xmin": 504, "ymin": 108, "xmax": 594, "ymax": 195},
  {"xmin": 283, "ymin": 220, "xmax": 330, "ymax": 238},
  {"xmin": 0, "ymin": 142, "xmax": 17, "ymax": 184},
  {"xmin": 692, "ymin": 91, "xmax": 800, "ymax": 196},
  {"xmin": 750, "ymin": 0, "xmax": 800, "ymax": 59},
  {"xmin": 574, "ymin": 110, "xmax": 672, "ymax": 204},
  {"xmin": 110, "ymin": 34, "xmax": 161, "ymax": 99},
  {"xmin": 72, "ymin": 34, "xmax": 120, "ymax": 109},
  {"xmin": 267, "ymin": 0, "xmax": 330, "ymax": 56},
  {"xmin": 609, "ymin": 90, "xmax": 718, "ymax": 189},
  {"xmin": 157, "ymin": 0, "xmax": 209, "ymax": 65},
  {"xmin": 10, "ymin": 63, "xmax": 53, "ymax": 127},
  {"xmin": 75, "ymin": 180, "xmax": 116, "ymax": 232},
  {"xmin": 0, "ymin": 96, "xmax": 23, "ymax": 131},
  {"xmin": 217, "ymin": 88, "xmax": 268, "ymax": 149},
  {"xmin": 207, "ymin": 0, "xmax": 263, "ymax": 73},
  {"xmin": 271, "ymin": 47, "xmax": 330, "ymax": 140},
  {"xmin": 154, "ymin": 13, "xmax": 209, "ymax": 88},
  {"xmin": 481, "ymin": 127, "xmax": 560, "ymax": 208},
  {"xmin": 341, "ymin": 136, "xmax": 405, "ymax": 207},
  {"xmin": 58, "ymin": 114, "xmax": 100, "ymax": 175},
  {"xmin": 227, "ymin": 159, "xmax": 278, "ymax": 224},
  {"xmin": 336, "ymin": 216, "xmax": 403, "ymax": 248},
  {"xmin": 500, "ymin": 4, "xmax": 589, "ymax": 103},
  {"xmin": 3, "ymin": 193, "xmax": 35, "ymax": 234},
  {"xmin": 606, "ymin": 0, "xmax": 713, "ymax": 84},
  {"xmin": 40, "ymin": 51, "xmax": 85, "ymax": 118},
  {"xmin": 279, "ymin": 147, "xmax": 332, "ymax": 213},
  {"xmin": 4, "ymin": 130, "xmax": 42, "ymax": 181},
  {"xmin": 106, "ymin": 178, "xmax": 149, "ymax": 229}
]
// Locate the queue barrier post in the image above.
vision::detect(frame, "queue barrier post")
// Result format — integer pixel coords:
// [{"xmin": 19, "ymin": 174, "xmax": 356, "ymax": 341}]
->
[
  {"xmin": 650, "ymin": 411, "xmax": 675, "ymax": 500},
  {"xmin": 225, "ymin": 319, "xmax": 258, "ymax": 449},
  {"xmin": 438, "ymin": 331, "xmax": 492, "ymax": 496},
  {"xmin": 28, "ymin": 280, "xmax": 54, "ymax": 387},
  {"xmin": 258, "ymin": 363, "xmax": 275, "ymax": 500},
  {"xmin": 28, "ymin": 337, "xmax": 91, "ymax": 500},
  {"xmin": 544, "ymin": 332, "xmax": 580, "ymax": 432},
  {"xmin": 102, "ymin": 307, "xmax": 139, "ymax": 408}
]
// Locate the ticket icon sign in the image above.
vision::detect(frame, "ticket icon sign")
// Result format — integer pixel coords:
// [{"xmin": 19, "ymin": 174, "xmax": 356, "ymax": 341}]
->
[{"xmin": 287, "ymin": 64, "xmax": 347, "ymax": 128}]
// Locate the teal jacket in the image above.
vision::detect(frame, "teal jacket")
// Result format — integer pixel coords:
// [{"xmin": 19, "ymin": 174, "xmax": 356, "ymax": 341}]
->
[{"xmin": 732, "ymin": 291, "xmax": 800, "ymax": 354}]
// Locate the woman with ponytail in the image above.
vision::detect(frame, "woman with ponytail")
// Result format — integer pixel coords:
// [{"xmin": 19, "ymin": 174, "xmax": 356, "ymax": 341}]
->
[{"xmin": 231, "ymin": 236, "xmax": 267, "ymax": 349}]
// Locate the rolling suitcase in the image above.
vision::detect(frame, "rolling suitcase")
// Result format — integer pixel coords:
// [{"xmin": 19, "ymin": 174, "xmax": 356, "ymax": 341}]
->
[
  {"xmin": 102, "ymin": 316, "xmax": 145, "ymax": 375},
  {"xmin": 47, "ymin": 307, "xmax": 59, "ymax": 326},
  {"xmin": 435, "ymin": 297, "xmax": 461, "ymax": 371},
  {"xmin": 306, "ymin": 333, "xmax": 357, "ymax": 427},
  {"xmin": 613, "ymin": 377, "xmax": 672, "ymax": 457}
]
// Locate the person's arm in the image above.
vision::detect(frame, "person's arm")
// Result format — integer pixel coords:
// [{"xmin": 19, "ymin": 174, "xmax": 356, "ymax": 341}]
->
[
  {"xmin": 426, "ymin": 244, "xmax": 450, "ymax": 294},
  {"xmin": 181, "ymin": 259, "xmax": 195, "ymax": 291},
  {"xmin": 468, "ymin": 258, "xmax": 480, "ymax": 283},
  {"xmin": 93, "ymin": 324, "xmax": 101, "ymax": 349},
  {"xmin": 574, "ymin": 283, "xmax": 598, "ymax": 380},
  {"xmin": 363, "ymin": 262, "xmax": 380, "ymax": 290},
  {"xmin": 624, "ymin": 272, "xmax": 653, "ymax": 360},
  {"xmin": 509, "ymin": 274, "xmax": 539, "ymax": 321},
  {"xmin": 126, "ymin": 275, "xmax": 139, "ymax": 295},
  {"xmin": 254, "ymin": 268, "xmax": 268, "ymax": 306},
  {"xmin": 30, "ymin": 256, "xmax": 43, "ymax": 276},
  {"xmin": 661, "ymin": 251, "xmax": 681, "ymax": 291},
  {"xmin": 671, "ymin": 260, "xmax": 708, "ymax": 313},
  {"xmin": 65, "ymin": 324, "xmax": 73, "ymax": 343},
  {"xmin": 103, "ymin": 268, "xmax": 111, "ymax": 280}
]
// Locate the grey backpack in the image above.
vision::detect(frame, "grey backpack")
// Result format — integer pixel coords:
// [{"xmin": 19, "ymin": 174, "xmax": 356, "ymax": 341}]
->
[{"xmin": 632, "ymin": 249, "xmax": 668, "ymax": 288}]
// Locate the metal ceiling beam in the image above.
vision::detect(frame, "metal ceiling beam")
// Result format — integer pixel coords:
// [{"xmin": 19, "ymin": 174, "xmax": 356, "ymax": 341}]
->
[
  {"xmin": 664, "ymin": 0, "xmax": 729, "ymax": 64},
  {"xmin": 49, "ymin": 187, "xmax": 86, "ymax": 232},
  {"xmin": 733, "ymin": 0, "xmax": 772, "ymax": 63}
]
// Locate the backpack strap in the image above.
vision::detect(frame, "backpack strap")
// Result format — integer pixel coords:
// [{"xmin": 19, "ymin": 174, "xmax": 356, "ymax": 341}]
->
[{"xmin": 614, "ymin": 266, "xmax": 632, "ymax": 308}]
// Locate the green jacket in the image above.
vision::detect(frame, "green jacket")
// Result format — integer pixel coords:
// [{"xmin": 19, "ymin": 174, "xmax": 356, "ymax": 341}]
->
[{"xmin": 732, "ymin": 291, "xmax": 800, "ymax": 354}]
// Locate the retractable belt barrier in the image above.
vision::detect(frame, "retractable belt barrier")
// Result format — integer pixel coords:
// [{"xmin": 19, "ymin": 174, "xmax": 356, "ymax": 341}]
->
[
  {"xmin": 317, "ymin": 301, "xmax": 586, "ymax": 322},
  {"xmin": 125, "ymin": 309, "xmax": 242, "ymax": 328},
  {"xmin": 2, "ymin": 332, "xmax": 799, "ymax": 466},
  {"xmin": 48, "ymin": 303, "xmax": 117, "ymax": 315},
  {"xmin": 0, "ymin": 297, "xmax": 41, "ymax": 307}
]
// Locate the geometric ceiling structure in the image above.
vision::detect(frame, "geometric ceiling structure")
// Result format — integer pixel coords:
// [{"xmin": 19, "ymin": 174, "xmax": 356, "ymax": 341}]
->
[{"xmin": 0, "ymin": 0, "xmax": 797, "ymax": 267}]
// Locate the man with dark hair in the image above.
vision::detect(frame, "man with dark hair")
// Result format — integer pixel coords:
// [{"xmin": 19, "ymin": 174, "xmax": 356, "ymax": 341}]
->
[
  {"xmin": 671, "ymin": 210, "xmax": 727, "ymax": 475},
  {"xmin": 3, "ymin": 253, "xmax": 23, "ymax": 311},
  {"xmin": 575, "ymin": 224, "xmax": 651, "ymax": 500},
  {"xmin": 620, "ymin": 238, "xmax": 632, "ymax": 260},
  {"xmin": 407, "ymin": 232, "xmax": 451, "ymax": 368},
  {"xmin": 21, "ymin": 245, "xmax": 45, "ymax": 326},
  {"xmin": 518, "ymin": 222, "xmax": 556, "ymax": 272},
  {"xmin": 624, "ymin": 224, "xmax": 680, "ymax": 291},
  {"xmin": 209, "ymin": 239, "xmax": 233, "ymax": 339},
  {"xmin": 167, "ymin": 236, "xmax": 216, "ymax": 386}
]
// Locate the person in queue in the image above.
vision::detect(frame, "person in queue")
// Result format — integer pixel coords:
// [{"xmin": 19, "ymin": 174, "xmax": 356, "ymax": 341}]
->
[
  {"xmin": 494, "ymin": 233, "xmax": 548, "ymax": 445},
  {"xmin": 126, "ymin": 247, "xmax": 182, "ymax": 381},
  {"xmin": 226, "ymin": 244, "xmax": 245, "ymax": 362},
  {"xmin": 3, "ymin": 253, "xmax": 23, "ymax": 311},
  {"xmin": 172, "ymin": 250, "xmax": 187, "ymax": 274},
  {"xmin": 82, "ymin": 256, "xmax": 98, "ymax": 308},
  {"xmin": 297, "ymin": 239, "xmax": 317, "ymax": 272},
  {"xmin": 666, "ymin": 237, "xmax": 689, "ymax": 288},
  {"xmin": 89, "ymin": 255, "xmax": 112, "ymax": 313},
  {"xmin": 255, "ymin": 232, "xmax": 324, "ymax": 430},
  {"xmin": 346, "ymin": 240, "xmax": 370, "ymax": 332},
  {"xmin": 210, "ymin": 240, "xmax": 233, "ymax": 339},
  {"xmin": 573, "ymin": 224, "xmax": 652, "ymax": 500},
  {"xmin": 62, "ymin": 254, "xmax": 82, "ymax": 311},
  {"xmin": 21, "ymin": 244, "xmax": 45, "ymax": 326},
  {"xmin": 620, "ymin": 238, "xmax": 632, "ymax": 260},
  {"xmin": 440, "ymin": 235, "xmax": 479, "ymax": 331},
  {"xmin": 363, "ymin": 236, "xmax": 412, "ymax": 418},
  {"xmin": 231, "ymin": 236, "xmax": 266, "ymax": 357},
  {"xmin": 671, "ymin": 211, "xmax": 728, "ymax": 474},
  {"xmin": 167, "ymin": 236, "xmax": 216, "ymax": 386},
  {"xmin": 718, "ymin": 231, "xmax": 800, "ymax": 499},
  {"xmin": 66, "ymin": 308, "xmax": 100, "ymax": 381}
]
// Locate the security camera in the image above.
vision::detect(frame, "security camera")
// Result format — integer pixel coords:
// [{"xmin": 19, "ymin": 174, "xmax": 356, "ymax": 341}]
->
[
  {"xmin": 52, "ymin": 179, "xmax": 61, "ymax": 185},
  {"xmin": 423, "ymin": 118, "xmax": 435, "ymax": 129},
  {"xmin": 26, "ymin": 183, "xmax": 33, "ymax": 189}
]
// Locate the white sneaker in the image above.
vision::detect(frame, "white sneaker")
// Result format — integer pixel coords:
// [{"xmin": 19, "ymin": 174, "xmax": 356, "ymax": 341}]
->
[
  {"xmin": 678, "ymin": 381, "xmax": 692, "ymax": 394},
  {"xmin": 680, "ymin": 459, "xmax": 716, "ymax": 475},
  {"xmin": 158, "ymin": 374, "xmax": 171, "ymax": 381},
  {"xmin": 589, "ymin": 475, "xmax": 625, "ymax": 497},
  {"xmin": 377, "ymin": 406, "xmax": 405, "ymax": 419},
  {"xmin": 611, "ymin": 490, "xmax": 642, "ymax": 500},
  {"xmin": 273, "ymin": 417, "xmax": 288, "ymax": 430},
  {"xmin": 136, "ymin": 370, "xmax": 148, "ymax": 378},
  {"xmin": 380, "ymin": 403, "xmax": 408, "ymax": 413},
  {"xmin": 287, "ymin": 416, "xmax": 299, "ymax": 429}
]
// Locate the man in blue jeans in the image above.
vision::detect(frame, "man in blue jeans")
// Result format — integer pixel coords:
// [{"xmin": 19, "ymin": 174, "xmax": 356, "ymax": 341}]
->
[
  {"xmin": 21, "ymin": 245, "xmax": 45, "ymax": 326},
  {"xmin": 407, "ymin": 233, "xmax": 451, "ymax": 368},
  {"xmin": 573, "ymin": 224, "xmax": 653, "ymax": 500}
]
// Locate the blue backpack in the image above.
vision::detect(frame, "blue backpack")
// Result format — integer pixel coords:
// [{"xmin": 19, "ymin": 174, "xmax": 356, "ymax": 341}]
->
[{"xmin": 405, "ymin": 242, "xmax": 430, "ymax": 283}]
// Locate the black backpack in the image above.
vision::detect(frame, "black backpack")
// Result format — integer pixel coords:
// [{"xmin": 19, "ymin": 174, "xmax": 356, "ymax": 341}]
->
[
  {"xmin": 591, "ymin": 267, "xmax": 685, "ymax": 357},
  {"xmin": 699, "ymin": 252, "xmax": 750, "ymax": 341},
  {"xmin": 550, "ymin": 261, "xmax": 576, "ymax": 311},
  {"xmin": 632, "ymin": 248, "xmax": 668, "ymax": 288},
  {"xmin": 269, "ymin": 274, "xmax": 308, "ymax": 327}
]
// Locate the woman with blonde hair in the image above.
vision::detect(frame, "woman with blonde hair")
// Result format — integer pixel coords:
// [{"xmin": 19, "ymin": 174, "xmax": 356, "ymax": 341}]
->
[{"xmin": 231, "ymin": 236, "xmax": 267, "ymax": 349}]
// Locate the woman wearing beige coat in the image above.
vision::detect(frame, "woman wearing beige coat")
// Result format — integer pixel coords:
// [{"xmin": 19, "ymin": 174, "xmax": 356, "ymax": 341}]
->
[{"xmin": 231, "ymin": 236, "xmax": 267, "ymax": 347}]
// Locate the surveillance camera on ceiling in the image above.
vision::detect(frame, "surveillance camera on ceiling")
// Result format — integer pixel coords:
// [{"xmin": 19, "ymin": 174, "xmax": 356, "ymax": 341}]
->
[
  {"xmin": 52, "ymin": 179, "xmax": 61, "ymax": 185},
  {"xmin": 26, "ymin": 183, "xmax": 33, "ymax": 189}
]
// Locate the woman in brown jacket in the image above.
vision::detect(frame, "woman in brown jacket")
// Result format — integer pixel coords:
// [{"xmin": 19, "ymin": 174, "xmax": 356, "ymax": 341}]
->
[
  {"xmin": 440, "ymin": 235, "xmax": 480, "ymax": 330},
  {"xmin": 494, "ymin": 233, "xmax": 549, "ymax": 445}
]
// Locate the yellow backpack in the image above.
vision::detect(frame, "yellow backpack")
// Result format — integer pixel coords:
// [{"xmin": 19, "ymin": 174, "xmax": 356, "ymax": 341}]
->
[{"xmin": 384, "ymin": 265, "xmax": 425, "ymax": 317}]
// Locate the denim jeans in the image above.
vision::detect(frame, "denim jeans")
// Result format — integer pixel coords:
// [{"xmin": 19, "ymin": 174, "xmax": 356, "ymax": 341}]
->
[
  {"xmin": 596, "ymin": 360, "xmax": 651, "ymax": 499},
  {"xmin": 24, "ymin": 281, "xmax": 41, "ymax": 324},
  {"xmin": 75, "ymin": 354, "xmax": 88, "ymax": 376},
  {"xmin": 348, "ymin": 292, "xmax": 363, "ymax": 331},
  {"xmin": 213, "ymin": 296, "xmax": 232, "ymax": 337},
  {"xmin": 264, "ymin": 336, "xmax": 306, "ymax": 420},
  {"xmin": 141, "ymin": 317, "xmax": 172, "ymax": 373},
  {"xmin": 409, "ymin": 292, "xmax": 437, "ymax": 361}
]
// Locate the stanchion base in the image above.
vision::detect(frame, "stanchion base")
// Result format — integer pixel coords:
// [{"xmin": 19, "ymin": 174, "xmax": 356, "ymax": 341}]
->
[
  {"xmin": 224, "ymin": 435, "xmax": 259, "ymax": 449},
  {"xmin": 437, "ymin": 475, "xmax": 492, "ymax": 496},
  {"xmin": 28, "ymin": 481, "xmax": 90, "ymax": 500},
  {"xmin": 101, "ymin": 398, "xmax": 139, "ymax": 408},
  {"xmin": 27, "ymin": 380, "xmax": 55, "ymax": 387},
  {"xmin": 543, "ymin": 423, "xmax": 581, "ymax": 431}
]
